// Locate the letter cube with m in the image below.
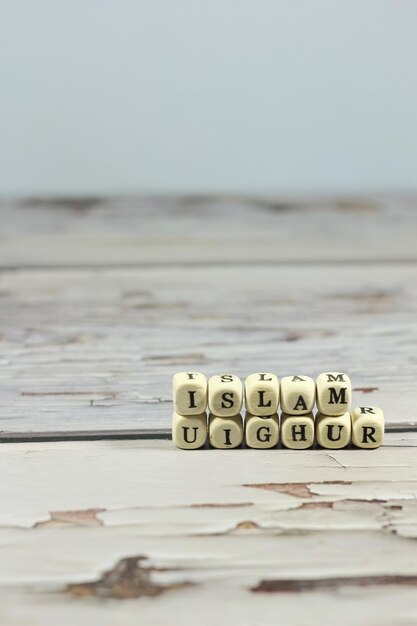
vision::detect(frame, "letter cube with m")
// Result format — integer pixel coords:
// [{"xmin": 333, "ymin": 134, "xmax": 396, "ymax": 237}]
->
[{"xmin": 316, "ymin": 372, "xmax": 351, "ymax": 416}]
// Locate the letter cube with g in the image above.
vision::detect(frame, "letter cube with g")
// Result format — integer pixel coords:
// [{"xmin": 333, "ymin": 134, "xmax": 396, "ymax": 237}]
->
[
  {"xmin": 316, "ymin": 372, "xmax": 351, "ymax": 416},
  {"xmin": 208, "ymin": 374, "xmax": 243, "ymax": 417},
  {"xmin": 172, "ymin": 372, "xmax": 207, "ymax": 415},
  {"xmin": 245, "ymin": 413, "xmax": 279, "ymax": 449}
]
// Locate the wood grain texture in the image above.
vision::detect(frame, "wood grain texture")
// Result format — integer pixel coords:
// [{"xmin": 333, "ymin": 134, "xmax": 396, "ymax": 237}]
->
[
  {"xmin": 0, "ymin": 263, "xmax": 416, "ymax": 435},
  {"xmin": 1, "ymin": 194, "xmax": 417, "ymax": 266},
  {"xmin": 1, "ymin": 435, "xmax": 417, "ymax": 625}
]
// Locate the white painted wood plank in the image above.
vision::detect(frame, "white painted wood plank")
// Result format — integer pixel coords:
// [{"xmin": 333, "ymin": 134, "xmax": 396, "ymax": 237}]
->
[
  {"xmin": 1, "ymin": 436, "xmax": 417, "ymax": 626},
  {"xmin": 1, "ymin": 264, "xmax": 416, "ymax": 434},
  {"xmin": 1, "ymin": 194, "xmax": 417, "ymax": 265}
]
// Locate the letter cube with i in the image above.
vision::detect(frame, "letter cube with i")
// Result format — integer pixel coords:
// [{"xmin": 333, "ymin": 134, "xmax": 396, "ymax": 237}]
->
[
  {"xmin": 245, "ymin": 413, "xmax": 279, "ymax": 449},
  {"xmin": 209, "ymin": 414, "xmax": 244, "ymax": 449},
  {"xmin": 316, "ymin": 372, "xmax": 351, "ymax": 416},
  {"xmin": 172, "ymin": 411, "xmax": 208, "ymax": 450},
  {"xmin": 351, "ymin": 406, "xmax": 384, "ymax": 449},
  {"xmin": 208, "ymin": 374, "xmax": 243, "ymax": 417},
  {"xmin": 244, "ymin": 373, "xmax": 279, "ymax": 416},
  {"xmin": 172, "ymin": 372, "xmax": 208, "ymax": 415},
  {"xmin": 281, "ymin": 413, "xmax": 315, "ymax": 449},
  {"xmin": 316, "ymin": 411, "xmax": 351, "ymax": 449}
]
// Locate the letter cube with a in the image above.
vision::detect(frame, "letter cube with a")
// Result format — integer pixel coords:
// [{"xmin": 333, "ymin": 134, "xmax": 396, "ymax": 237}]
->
[
  {"xmin": 281, "ymin": 413, "xmax": 315, "ymax": 449},
  {"xmin": 245, "ymin": 413, "xmax": 279, "ymax": 449},
  {"xmin": 316, "ymin": 372, "xmax": 351, "ymax": 416},
  {"xmin": 280, "ymin": 375, "xmax": 315, "ymax": 415},
  {"xmin": 316, "ymin": 411, "xmax": 351, "ymax": 449},
  {"xmin": 172, "ymin": 411, "xmax": 207, "ymax": 449},
  {"xmin": 351, "ymin": 406, "xmax": 384, "ymax": 449},
  {"xmin": 208, "ymin": 374, "xmax": 243, "ymax": 417},
  {"xmin": 244, "ymin": 373, "xmax": 279, "ymax": 416},
  {"xmin": 172, "ymin": 372, "xmax": 207, "ymax": 415},
  {"xmin": 209, "ymin": 414, "xmax": 244, "ymax": 449}
]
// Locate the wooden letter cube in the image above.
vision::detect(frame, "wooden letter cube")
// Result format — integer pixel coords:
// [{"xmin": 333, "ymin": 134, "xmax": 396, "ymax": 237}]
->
[
  {"xmin": 172, "ymin": 411, "xmax": 207, "ymax": 450},
  {"xmin": 172, "ymin": 372, "xmax": 207, "ymax": 415},
  {"xmin": 316, "ymin": 411, "xmax": 351, "ymax": 449},
  {"xmin": 281, "ymin": 412, "xmax": 315, "ymax": 449},
  {"xmin": 351, "ymin": 406, "xmax": 384, "ymax": 449},
  {"xmin": 209, "ymin": 414, "xmax": 244, "ymax": 449},
  {"xmin": 245, "ymin": 413, "xmax": 279, "ymax": 449},
  {"xmin": 208, "ymin": 374, "xmax": 243, "ymax": 417},
  {"xmin": 316, "ymin": 372, "xmax": 351, "ymax": 416},
  {"xmin": 244, "ymin": 373, "xmax": 279, "ymax": 416},
  {"xmin": 280, "ymin": 375, "xmax": 315, "ymax": 415}
]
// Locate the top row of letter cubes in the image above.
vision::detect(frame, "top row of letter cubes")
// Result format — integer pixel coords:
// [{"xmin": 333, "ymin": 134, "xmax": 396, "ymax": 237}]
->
[{"xmin": 173, "ymin": 372, "xmax": 352, "ymax": 417}]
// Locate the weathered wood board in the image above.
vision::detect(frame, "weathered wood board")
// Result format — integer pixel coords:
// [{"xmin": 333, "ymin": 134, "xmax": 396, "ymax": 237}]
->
[
  {"xmin": 1, "ymin": 435, "xmax": 417, "ymax": 626},
  {"xmin": 1, "ymin": 194, "xmax": 417, "ymax": 266},
  {"xmin": 0, "ymin": 263, "xmax": 416, "ymax": 435}
]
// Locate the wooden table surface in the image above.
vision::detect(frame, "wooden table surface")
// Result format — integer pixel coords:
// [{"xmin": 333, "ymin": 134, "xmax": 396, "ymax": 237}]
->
[{"xmin": 1, "ymin": 195, "xmax": 417, "ymax": 625}]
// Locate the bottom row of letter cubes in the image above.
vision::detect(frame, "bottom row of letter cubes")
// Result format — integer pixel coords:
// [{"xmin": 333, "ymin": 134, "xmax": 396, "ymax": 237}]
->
[{"xmin": 172, "ymin": 407, "xmax": 384, "ymax": 450}]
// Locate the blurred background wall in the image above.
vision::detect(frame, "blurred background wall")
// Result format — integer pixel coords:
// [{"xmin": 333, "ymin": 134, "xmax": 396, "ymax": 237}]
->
[{"xmin": 1, "ymin": 0, "xmax": 416, "ymax": 197}]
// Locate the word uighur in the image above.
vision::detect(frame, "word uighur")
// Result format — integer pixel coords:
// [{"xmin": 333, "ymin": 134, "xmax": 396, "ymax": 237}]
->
[{"xmin": 172, "ymin": 372, "xmax": 384, "ymax": 450}]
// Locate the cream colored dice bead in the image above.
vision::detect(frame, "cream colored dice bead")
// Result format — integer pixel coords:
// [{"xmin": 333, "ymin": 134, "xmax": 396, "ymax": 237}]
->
[
  {"xmin": 245, "ymin": 413, "xmax": 279, "ymax": 449},
  {"xmin": 172, "ymin": 372, "xmax": 207, "ymax": 415},
  {"xmin": 208, "ymin": 413, "xmax": 244, "ymax": 449},
  {"xmin": 208, "ymin": 374, "xmax": 243, "ymax": 417},
  {"xmin": 244, "ymin": 373, "xmax": 279, "ymax": 416},
  {"xmin": 316, "ymin": 372, "xmax": 351, "ymax": 416},
  {"xmin": 172, "ymin": 411, "xmax": 207, "ymax": 450},
  {"xmin": 280, "ymin": 375, "xmax": 315, "ymax": 415},
  {"xmin": 351, "ymin": 406, "xmax": 384, "ymax": 449},
  {"xmin": 316, "ymin": 411, "xmax": 351, "ymax": 449},
  {"xmin": 281, "ymin": 412, "xmax": 315, "ymax": 449}
]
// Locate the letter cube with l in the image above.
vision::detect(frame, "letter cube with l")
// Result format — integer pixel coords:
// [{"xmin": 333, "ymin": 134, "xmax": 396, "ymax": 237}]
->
[
  {"xmin": 316, "ymin": 372, "xmax": 351, "ymax": 416},
  {"xmin": 245, "ymin": 413, "xmax": 279, "ymax": 449},
  {"xmin": 316, "ymin": 411, "xmax": 351, "ymax": 449},
  {"xmin": 208, "ymin": 374, "xmax": 243, "ymax": 417},
  {"xmin": 172, "ymin": 372, "xmax": 207, "ymax": 415},
  {"xmin": 280, "ymin": 375, "xmax": 315, "ymax": 415},
  {"xmin": 172, "ymin": 411, "xmax": 207, "ymax": 449},
  {"xmin": 209, "ymin": 414, "xmax": 244, "ymax": 449},
  {"xmin": 244, "ymin": 373, "xmax": 279, "ymax": 416},
  {"xmin": 351, "ymin": 406, "xmax": 384, "ymax": 449},
  {"xmin": 281, "ymin": 413, "xmax": 315, "ymax": 449}
]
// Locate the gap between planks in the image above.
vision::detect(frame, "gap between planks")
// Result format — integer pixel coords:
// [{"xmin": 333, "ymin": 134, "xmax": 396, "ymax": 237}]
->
[{"xmin": 0, "ymin": 423, "xmax": 416, "ymax": 443}]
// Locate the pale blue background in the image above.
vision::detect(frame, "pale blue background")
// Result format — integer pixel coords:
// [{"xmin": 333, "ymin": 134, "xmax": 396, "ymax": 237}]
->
[{"xmin": 1, "ymin": 0, "xmax": 417, "ymax": 196}]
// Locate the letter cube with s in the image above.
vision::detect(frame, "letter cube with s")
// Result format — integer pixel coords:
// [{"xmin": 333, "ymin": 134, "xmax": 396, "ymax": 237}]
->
[
  {"xmin": 208, "ymin": 374, "xmax": 243, "ymax": 417},
  {"xmin": 172, "ymin": 372, "xmax": 207, "ymax": 415},
  {"xmin": 351, "ymin": 406, "xmax": 384, "ymax": 449},
  {"xmin": 316, "ymin": 372, "xmax": 351, "ymax": 416}
]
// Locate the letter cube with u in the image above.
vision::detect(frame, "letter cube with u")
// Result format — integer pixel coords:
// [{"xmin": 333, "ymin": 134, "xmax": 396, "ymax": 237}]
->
[
  {"xmin": 172, "ymin": 372, "xmax": 207, "ymax": 415},
  {"xmin": 208, "ymin": 374, "xmax": 243, "ymax": 417},
  {"xmin": 316, "ymin": 411, "xmax": 351, "ymax": 449},
  {"xmin": 316, "ymin": 372, "xmax": 351, "ymax": 416},
  {"xmin": 172, "ymin": 412, "xmax": 207, "ymax": 449}
]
